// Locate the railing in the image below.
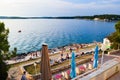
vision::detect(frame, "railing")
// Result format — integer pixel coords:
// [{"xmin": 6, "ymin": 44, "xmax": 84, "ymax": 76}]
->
[{"xmin": 73, "ymin": 58, "xmax": 120, "ymax": 80}]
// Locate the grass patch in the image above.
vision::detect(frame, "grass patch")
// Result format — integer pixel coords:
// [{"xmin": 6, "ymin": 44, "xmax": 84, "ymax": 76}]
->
[
  {"xmin": 10, "ymin": 57, "xmax": 40, "ymax": 67},
  {"xmin": 9, "ymin": 52, "xmax": 61, "ymax": 67},
  {"xmin": 24, "ymin": 63, "xmax": 40, "ymax": 75}
]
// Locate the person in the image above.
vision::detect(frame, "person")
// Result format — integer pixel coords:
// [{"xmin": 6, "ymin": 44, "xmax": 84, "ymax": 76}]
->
[
  {"xmin": 61, "ymin": 53, "xmax": 63, "ymax": 57},
  {"xmin": 91, "ymin": 54, "xmax": 94, "ymax": 62},
  {"xmin": 81, "ymin": 52, "xmax": 84, "ymax": 56},
  {"xmin": 70, "ymin": 48, "xmax": 72, "ymax": 53},
  {"xmin": 21, "ymin": 71, "xmax": 27, "ymax": 80},
  {"xmin": 66, "ymin": 53, "xmax": 69, "ymax": 59},
  {"xmin": 61, "ymin": 56, "xmax": 64, "ymax": 62}
]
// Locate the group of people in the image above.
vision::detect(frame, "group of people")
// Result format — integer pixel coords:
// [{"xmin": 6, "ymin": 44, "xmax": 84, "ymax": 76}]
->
[{"xmin": 60, "ymin": 53, "xmax": 70, "ymax": 61}]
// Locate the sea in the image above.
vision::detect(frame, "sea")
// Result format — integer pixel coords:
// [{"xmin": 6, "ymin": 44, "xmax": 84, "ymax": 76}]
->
[{"xmin": 0, "ymin": 19, "xmax": 116, "ymax": 54}]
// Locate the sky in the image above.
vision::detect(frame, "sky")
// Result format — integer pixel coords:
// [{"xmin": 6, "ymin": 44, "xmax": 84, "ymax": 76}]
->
[{"xmin": 0, "ymin": 0, "xmax": 120, "ymax": 17}]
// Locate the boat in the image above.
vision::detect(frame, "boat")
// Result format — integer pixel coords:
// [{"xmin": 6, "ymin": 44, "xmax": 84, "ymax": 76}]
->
[{"xmin": 18, "ymin": 30, "xmax": 21, "ymax": 33}]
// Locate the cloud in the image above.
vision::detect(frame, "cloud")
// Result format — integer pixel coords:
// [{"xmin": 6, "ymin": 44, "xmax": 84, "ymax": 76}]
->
[
  {"xmin": 100, "ymin": 0, "xmax": 120, "ymax": 4},
  {"xmin": 0, "ymin": 0, "xmax": 119, "ymax": 16}
]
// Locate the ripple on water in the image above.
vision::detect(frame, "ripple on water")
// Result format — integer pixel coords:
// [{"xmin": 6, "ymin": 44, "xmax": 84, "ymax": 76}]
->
[{"xmin": 4, "ymin": 19, "xmax": 115, "ymax": 54}]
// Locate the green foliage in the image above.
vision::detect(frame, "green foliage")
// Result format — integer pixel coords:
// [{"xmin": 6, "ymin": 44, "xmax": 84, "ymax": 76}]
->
[
  {"xmin": 0, "ymin": 22, "xmax": 10, "ymax": 56},
  {"xmin": 0, "ymin": 22, "xmax": 10, "ymax": 80},
  {"xmin": 94, "ymin": 14, "xmax": 120, "ymax": 20},
  {"xmin": 115, "ymin": 21, "xmax": 120, "ymax": 32},
  {"xmin": 107, "ymin": 21, "xmax": 120, "ymax": 49},
  {"xmin": 24, "ymin": 63, "xmax": 40, "ymax": 75},
  {"xmin": 0, "ymin": 57, "xmax": 9, "ymax": 80},
  {"xmin": 11, "ymin": 47, "xmax": 17, "ymax": 58},
  {"xmin": 74, "ymin": 14, "xmax": 120, "ymax": 20}
]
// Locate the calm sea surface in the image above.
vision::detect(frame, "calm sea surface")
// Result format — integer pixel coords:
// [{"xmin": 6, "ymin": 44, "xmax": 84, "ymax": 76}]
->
[{"xmin": 0, "ymin": 19, "xmax": 116, "ymax": 54}]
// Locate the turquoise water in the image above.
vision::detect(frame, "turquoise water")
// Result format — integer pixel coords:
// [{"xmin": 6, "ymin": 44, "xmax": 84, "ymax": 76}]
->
[{"xmin": 0, "ymin": 19, "xmax": 115, "ymax": 54}]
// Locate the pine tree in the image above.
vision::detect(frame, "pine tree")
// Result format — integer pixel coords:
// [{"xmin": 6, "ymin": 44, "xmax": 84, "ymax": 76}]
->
[
  {"xmin": 108, "ymin": 21, "xmax": 120, "ymax": 49},
  {"xmin": 0, "ymin": 22, "xmax": 10, "ymax": 80}
]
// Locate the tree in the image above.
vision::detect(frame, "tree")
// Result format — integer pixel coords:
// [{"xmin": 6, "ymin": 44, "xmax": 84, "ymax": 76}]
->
[
  {"xmin": 0, "ymin": 22, "xmax": 10, "ymax": 80},
  {"xmin": 107, "ymin": 21, "xmax": 120, "ymax": 49},
  {"xmin": 11, "ymin": 47, "xmax": 17, "ymax": 58},
  {"xmin": 115, "ymin": 21, "xmax": 120, "ymax": 32}
]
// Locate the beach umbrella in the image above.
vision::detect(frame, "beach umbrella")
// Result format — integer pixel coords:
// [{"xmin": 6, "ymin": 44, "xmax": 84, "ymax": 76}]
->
[
  {"xmin": 76, "ymin": 67, "xmax": 80, "ymax": 75},
  {"xmin": 61, "ymin": 72, "xmax": 65, "ymax": 77},
  {"xmin": 88, "ymin": 63, "xmax": 93, "ymax": 69},
  {"xmin": 70, "ymin": 52, "xmax": 76, "ymax": 78},
  {"xmin": 67, "ymin": 70, "xmax": 70, "ymax": 75},
  {"xmin": 64, "ymin": 72, "xmax": 69, "ymax": 79},
  {"xmin": 93, "ymin": 45, "xmax": 99, "ymax": 68},
  {"xmin": 40, "ymin": 43, "xmax": 52, "ymax": 80},
  {"xmin": 83, "ymin": 64, "xmax": 87, "ymax": 68},
  {"xmin": 79, "ymin": 66, "xmax": 86, "ymax": 71},
  {"xmin": 55, "ymin": 74, "xmax": 62, "ymax": 79},
  {"xmin": 101, "ymin": 44, "xmax": 107, "ymax": 67}
]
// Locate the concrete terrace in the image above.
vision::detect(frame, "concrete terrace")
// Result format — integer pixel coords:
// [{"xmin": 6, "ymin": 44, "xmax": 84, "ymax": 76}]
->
[{"xmin": 74, "ymin": 50, "xmax": 120, "ymax": 80}]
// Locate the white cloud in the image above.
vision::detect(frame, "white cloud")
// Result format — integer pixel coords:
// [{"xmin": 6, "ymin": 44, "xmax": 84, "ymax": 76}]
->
[
  {"xmin": 0, "ymin": 0, "xmax": 119, "ymax": 16},
  {"xmin": 100, "ymin": 0, "xmax": 120, "ymax": 4}
]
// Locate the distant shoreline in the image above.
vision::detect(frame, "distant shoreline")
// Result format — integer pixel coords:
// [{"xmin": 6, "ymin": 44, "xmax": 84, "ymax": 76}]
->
[{"xmin": 0, "ymin": 14, "xmax": 120, "ymax": 21}]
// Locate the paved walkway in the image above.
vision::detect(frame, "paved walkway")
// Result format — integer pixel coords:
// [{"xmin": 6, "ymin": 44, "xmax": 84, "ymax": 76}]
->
[
  {"xmin": 108, "ymin": 72, "xmax": 120, "ymax": 80},
  {"xmin": 8, "ymin": 67, "xmax": 22, "ymax": 80},
  {"xmin": 107, "ymin": 51, "xmax": 120, "ymax": 80}
]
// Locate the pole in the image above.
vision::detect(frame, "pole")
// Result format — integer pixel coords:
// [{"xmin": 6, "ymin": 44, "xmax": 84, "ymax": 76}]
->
[
  {"xmin": 34, "ymin": 63, "xmax": 37, "ymax": 75},
  {"xmin": 101, "ymin": 50, "xmax": 104, "ymax": 67},
  {"xmin": 35, "ymin": 65, "xmax": 37, "ymax": 75}
]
